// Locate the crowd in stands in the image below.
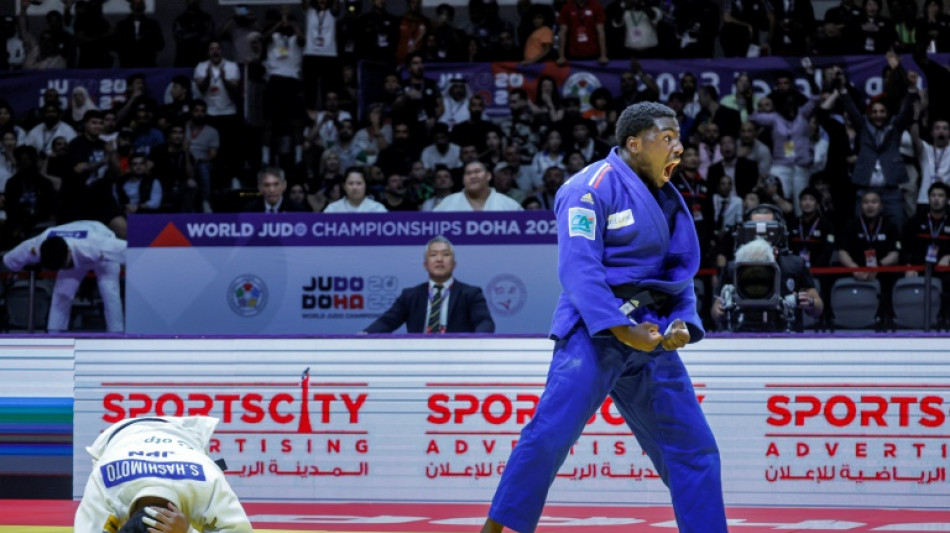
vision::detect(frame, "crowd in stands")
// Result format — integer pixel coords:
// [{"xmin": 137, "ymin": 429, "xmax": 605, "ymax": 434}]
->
[{"xmin": 0, "ymin": 0, "xmax": 949, "ymax": 329}]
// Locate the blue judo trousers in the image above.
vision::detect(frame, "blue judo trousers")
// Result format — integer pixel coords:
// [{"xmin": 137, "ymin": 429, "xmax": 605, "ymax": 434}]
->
[{"xmin": 488, "ymin": 148, "xmax": 728, "ymax": 533}]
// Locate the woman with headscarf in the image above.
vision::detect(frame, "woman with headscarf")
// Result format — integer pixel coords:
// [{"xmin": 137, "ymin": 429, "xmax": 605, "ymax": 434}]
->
[{"xmin": 68, "ymin": 86, "xmax": 99, "ymax": 129}]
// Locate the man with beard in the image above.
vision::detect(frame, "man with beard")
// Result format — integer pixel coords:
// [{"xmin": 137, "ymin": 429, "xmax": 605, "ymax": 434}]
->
[
  {"xmin": 737, "ymin": 120, "xmax": 772, "ymax": 179},
  {"xmin": 380, "ymin": 173, "xmax": 417, "ymax": 211},
  {"xmin": 421, "ymin": 122, "xmax": 461, "ymax": 171},
  {"xmin": 25, "ymin": 104, "xmax": 76, "ymax": 157},
  {"xmin": 185, "ymin": 100, "xmax": 219, "ymax": 213},
  {"xmin": 116, "ymin": 153, "xmax": 162, "ymax": 215},
  {"xmin": 610, "ymin": 60, "xmax": 660, "ymax": 118},
  {"xmin": 64, "ymin": 110, "xmax": 125, "ymax": 238},
  {"xmin": 450, "ymin": 96, "xmax": 500, "ymax": 153},
  {"xmin": 329, "ymin": 119, "xmax": 367, "ymax": 171},
  {"xmin": 194, "ymin": 40, "xmax": 241, "ymax": 183}
]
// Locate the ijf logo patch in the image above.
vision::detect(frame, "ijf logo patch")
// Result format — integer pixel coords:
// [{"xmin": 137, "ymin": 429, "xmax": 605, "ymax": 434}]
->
[{"xmin": 568, "ymin": 207, "xmax": 596, "ymax": 240}]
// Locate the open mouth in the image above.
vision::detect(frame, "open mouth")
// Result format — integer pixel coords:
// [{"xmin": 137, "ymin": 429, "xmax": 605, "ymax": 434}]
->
[{"xmin": 662, "ymin": 160, "xmax": 680, "ymax": 181}]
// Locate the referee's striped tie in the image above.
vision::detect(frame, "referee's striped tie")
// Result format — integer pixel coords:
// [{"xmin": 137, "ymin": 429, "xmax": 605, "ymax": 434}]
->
[{"xmin": 427, "ymin": 284, "xmax": 444, "ymax": 334}]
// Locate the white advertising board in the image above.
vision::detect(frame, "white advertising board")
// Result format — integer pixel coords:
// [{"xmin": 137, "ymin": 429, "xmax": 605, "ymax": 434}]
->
[{"xmin": 72, "ymin": 336, "xmax": 950, "ymax": 508}]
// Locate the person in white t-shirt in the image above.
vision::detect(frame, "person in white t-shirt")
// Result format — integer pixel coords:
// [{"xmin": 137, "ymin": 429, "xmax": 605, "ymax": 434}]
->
[
  {"xmin": 302, "ymin": 0, "xmax": 340, "ymax": 110},
  {"xmin": 913, "ymin": 119, "xmax": 950, "ymax": 211},
  {"xmin": 25, "ymin": 104, "xmax": 77, "ymax": 156},
  {"xmin": 435, "ymin": 160, "xmax": 524, "ymax": 212},
  {"xmin": 323, "ymin": 167, "xmax": 388, "ymax": 213},
  {"xmin": 74, "ymin": 416, "xmax": 252, "ymax": 533},
  {"xmin": 193, "ymin": 41, "xmax": 241, "ymax": 118},
  {"xmin": 262, "ymin": 7, "xmax": 306, "ymax": 168}
]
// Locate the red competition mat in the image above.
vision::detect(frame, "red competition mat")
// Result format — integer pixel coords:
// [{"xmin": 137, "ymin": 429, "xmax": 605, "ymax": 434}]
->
[{"xmin": 2, "ymin": 500, "xmax": 950, "ymax": 532}]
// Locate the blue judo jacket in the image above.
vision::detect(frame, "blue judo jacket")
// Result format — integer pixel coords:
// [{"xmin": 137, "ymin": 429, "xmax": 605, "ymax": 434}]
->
[{"xmin": 550, "ymin": 147, "xmax": 705, "ymax": 344}]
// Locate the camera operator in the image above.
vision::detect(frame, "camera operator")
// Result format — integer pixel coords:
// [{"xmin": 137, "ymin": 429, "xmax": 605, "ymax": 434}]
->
[{"xmin": 711, "ymin": 205, "xmax": 823, "ymax": 331}]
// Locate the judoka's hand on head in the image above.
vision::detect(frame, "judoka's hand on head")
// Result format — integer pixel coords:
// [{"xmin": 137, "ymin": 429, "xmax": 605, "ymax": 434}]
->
[
  {"xmin": 143, "ymin": 502, "xmax": 188, "ymax": 533},
  {"xmin": 610, "ymin": 323, "xmax": 663, "ymax": 352},
  {"xmin": 661, "ymin": 319, "xmax": 690, "ymax": 351}
]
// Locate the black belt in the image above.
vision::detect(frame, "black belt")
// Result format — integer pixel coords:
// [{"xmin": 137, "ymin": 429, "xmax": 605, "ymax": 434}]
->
[{"xmin": 611, "ymin": 284, "xmax": 672, "ymax": 315}]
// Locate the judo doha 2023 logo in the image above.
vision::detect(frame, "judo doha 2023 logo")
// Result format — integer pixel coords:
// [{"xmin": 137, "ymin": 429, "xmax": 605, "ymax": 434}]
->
[
  {"xmin": 486, "ymin": 274, "xmax": 527, "ymax": 317},
  {"xmin": 227, "ymin": 275, "xmax": 269, "ymax": 317}
]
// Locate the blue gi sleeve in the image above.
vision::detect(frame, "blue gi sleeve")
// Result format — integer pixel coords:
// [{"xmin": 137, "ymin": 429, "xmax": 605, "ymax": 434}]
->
[
  {"xmin": 666, "ymin": 282, "xmax": 706, "ymax": 344},
  {"xmin": 554, "ymin": 174, "xmax": 631, "ymax": 337}
]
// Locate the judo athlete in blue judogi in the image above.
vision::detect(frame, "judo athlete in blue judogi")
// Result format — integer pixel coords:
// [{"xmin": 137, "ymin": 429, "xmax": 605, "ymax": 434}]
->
[{"xmin": 481, "ymin": 102, "xmax": 728, "ymax": 533}]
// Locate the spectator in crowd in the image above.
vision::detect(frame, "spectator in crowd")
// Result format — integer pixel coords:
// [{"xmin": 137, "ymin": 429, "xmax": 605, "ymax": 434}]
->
[
  {"xmin": 0, "ymin": 101, "xmax": 26, "ymax": 144},
  {"xmin": 396, "ymin": 0, "xmax": 428, "ymax": 65},
  {"xmin": 244, "ymin": 167, "xmax": 308, "ymax": 213},
  {"xmin": 354, "ymin": 103, "xmax": 392, "ymax": 165},
  {"xmin": 113, "ymin": 0, "xmax": 165, "ymax": 68},
  {"xmin": 530, "ymin": 129, "xmax": 566, "ymax": 182},
  {"xmin": 612, "ymin": 0, "xmax": 662, "ymax": 58},
  {"xmin": 21, "ymin": 88, "xmax": 63, "ymax": 132},
  {"xmin": 307, "ymin": 90, "xmax": 352, "ymax": 151},
  {"xmin": 439, "ymin": 77, "xmax": 471, "ymax": 130},
  {"xmin": 17, "ymin": 0, "xmax": 67, "ymax": 70},
  {"xmin": 707, "ymin": 134, "xmax": 759, "ymax": 199},
  {"xmin": 556, "ymin": 0, "xmax": 608, "ymax": 65},
  {"xmin": 157, "ymin": 75, "xmax": 195, "ymax": 130},
  {"xmin": 335, "ymin": 0, "xmax": 362, "ymax": 63},
  {"xmin": 694, "ymin": 121, "xmax": 722, "ymax": 178},
  {"xmin": 821, "ymin": 0, "xmax": 863, "ymax": 55},
  {"xmin": 43, "ymin": 2, "xmax": 76, "ymax": 67},
  {"xmin": 363, "ymin": 235, "xmax": 495, "ymax": 334},
  {"xmin": 531, "ymin": 165, "xmax": 565, "ymax": 211},
  {"xmin": 149, "ymin": 122, "xmax": 198, "ymax": 213},
  {"xmin": 421, "ymin": 122, "xmax": 461, "ymax": 171},
  {"xmin": 671, "ymin": 145, "xmax": 714, "ymax": 263},
  {"xmin": 73, "ymin": 0, "xmax": 112, "ymax": 68},
  {"xmin": 570, "ymin": 121, "xmax": 610, "ymax": 164},
  {"xmin": 903, "ymin": 181, "xmax": 950, "ymax": 324},
  {"xmin": 43, "ymin": 136, "xmax": 71, "ymax": 184},
  {"xmin": 420, "ymin": 165, "xmax": 455, "ymax": 211},
  {"xmin": 481, "ymin": 130, "xmax": 505, "ymax": 170},
  {"xmin": 116, "ymin": 153, "xmax": 161, "ymax": 215},
  {"xmin": 564, "ymin": 149, "xmax": 588, "ymax": 176},
  {"xmin": 64, "ymin": 110, "xmax": 125, "ymax": 239},
  {"xmin": 492, "ymin": 163, "xmax": 528, "ymax": 205},
  {"xmin": 672, "ymin": 0, "xmax": 720, "ymax": 58},
  {"xmin": 706, "ymin": 174, "xmax": 743, "ymax": 261},
  {"xmin": 911, "ymin": 118, "xmax": 950, "ymax": 212},
  {"xmin": 840, "ymin": 53, "xmax": 917, "ymax": 229},
  {"xmin": 218, "ymin": 4, "xmax": 261, "ymax": 65},
  {"xmin": 521, "ymin": 5, "xmax": 554, "ymax": 63},
  {"xmin": 501, "ymin": 143, "xmax": 534, "ymax": 193},
  {"xmin": 756, "ymin": 174, "xmax": 795, "ymax": 217},
  {"xmin": 184, "ymin": 100, "xmax": 219, "ymax": 213},
  {"xmin": 301, "ymin": 0, "xmax": 339, "ymax": 111},
  {"xmin": 0, "ymin": 129, "xmax": 17, "ymax": 193},
  {"xmin": 115, "ymin": 74, "xmax": 156, "ymax": 126},
  {"xmin": 720, "ymin": 0, "xmax": 770, "ymax": 57},
  {"xmin": 769, "ymin": 0, "xmax": 815, "ymax": 56},
  {"xmin": 173, "ymin": 0, "xmax": 216, "ymax": 67},
  {"xmin": 402, "ymin": 53, "xmax": 442, "ymax": 135},
  {"xmin": 26, "ymin": 104, "xmax": 77, "ymax": 157},
  {"xmin": 530, "ymin": 76, "xmax": 564, "ymax": 134},
  {"xmin": 427, "ymin": 3, "xmax": 466, "ymax": 61},
  {"xmin": 130, "ymin": 103, "xmax": 164, "ymax": 157},
  {"xmin": 376, "ymin": 122, "xmax": 419, "ymax": 178},
  {"xmin": 435, "ymin": 160, "xmax": 523, "ymax": 211},
  {"xmin": 379, "ymin": 173, "xmax": 417, "ymax": 211},
  {"xmin": 720, "ymin": 73, "xmax": 759, "ymax": 123},
  {"xmin": 610, "ymin": 61, "xmax": 660, "ymax": 119},
  {"xmin": 838, "ymin": 189, "xmax": 902, "ymax": 328},
  {"xmin": 695, "ymin": 84, "xmax": 742, "ymax": 139},
  {"xmin": 788, "ymin": 186, "xmax": 836, "ymax": 269},
  {"xmin": 451, "ymin": 95, "xmax": 501, "ymax": 152},
  {"xmin": 5, "ymin": 145, "xmax": 57, "ymax": 243},
  {"xmin": 324, "ymin": 167, "xmax": 388, "ymax": 213},
  {"xmin": 749, "ymin": 70, "xmax": 820, "ymax": 214},
  {"xmin": 358, "ymin": 0, "xmax": 399, "ymax": 63},
  {"xmin": 194, "ymin": 40, "xmax": 241, "ymax": 181},
  {"xmin": 2, "ymin": 220, "xmax": 125, "ymax": 332},
  {"xmin": 287, "ymin": 181, "xmax": 315, "ymax": 212},
  {"xmin": 892, "ymin": 0, "xmax": 918, "ymax": 54},
  {"xmin": 261, "ymin": 6, "xmax": 305, "ymax": 169},
  {"xmin": 74, "ymin": 416, "xmax": 253, "ymax": 533},
  {"xmin": 917, "ymin": 0, "xmax": 950, "ymax": 53},
  {"xmin": 328, "ymin": 119, "xmax": 367, "ymax": 171},
  {"xmin": 67, "ymin": 87, "xmax": 98, "ymax": 130},
  {"xmin": 854, "ymin": 0, "xmax": 897, "ymax": 54}
]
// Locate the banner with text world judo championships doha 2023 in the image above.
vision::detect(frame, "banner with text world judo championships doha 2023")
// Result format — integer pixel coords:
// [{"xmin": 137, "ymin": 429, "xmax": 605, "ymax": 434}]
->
[{"xmin": 125, "ymin": 212, "xmax": 560, "ymax": 335}]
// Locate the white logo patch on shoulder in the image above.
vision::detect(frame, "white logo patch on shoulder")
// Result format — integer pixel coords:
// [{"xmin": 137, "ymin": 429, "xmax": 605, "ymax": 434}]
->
[
  {"xmin": 568, "ymin": 207, "xmax": 597, "ymax": 240},
  {"xmin": 607, "ymin": 209, "xmax": 634, "ymax": 229}
]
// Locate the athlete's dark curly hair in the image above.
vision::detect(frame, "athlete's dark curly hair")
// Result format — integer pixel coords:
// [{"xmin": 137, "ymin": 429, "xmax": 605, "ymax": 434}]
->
[{"xmin": 615, "ymin": 102, "xmax": 676, "ymax": 146}]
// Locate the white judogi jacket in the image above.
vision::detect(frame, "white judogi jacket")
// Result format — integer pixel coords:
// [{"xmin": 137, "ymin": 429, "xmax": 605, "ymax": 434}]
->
[
  {"xmin": 3, "ymin": 220, "xmax": 125, "ymax": 272},
  {"xmin": 75, "ymin": 416, "xmax": 253, "ymax": 533}
]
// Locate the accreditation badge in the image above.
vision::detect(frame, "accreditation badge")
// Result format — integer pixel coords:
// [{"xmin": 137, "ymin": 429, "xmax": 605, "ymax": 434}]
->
[
  {"xmin": 927, "ymin": 243, "xmax": 939, "ymax": 263},
  {"xmin": 864, "ymin": 248, "xmax": 878, "ymax": 267}
]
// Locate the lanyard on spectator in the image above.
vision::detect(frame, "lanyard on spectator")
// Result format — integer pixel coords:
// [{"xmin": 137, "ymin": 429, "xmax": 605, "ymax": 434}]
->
[
  {"xmin": 860, "ymin": 215, "xmax": 882, "ymax": 243},
  {"xmin": 934, "ymin": 145, "xmax": 948, "ymax": 182},
  {"xmin": 316, "ymin": 9, "xmax": 329, "ymax": 37},
  {"xmin": 929, "ymin": 212, "xmax": 946, "ymax": 239},
  {"xmin": 799, "ymin": 215, "xmax": 820, "ymax": 242}
]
